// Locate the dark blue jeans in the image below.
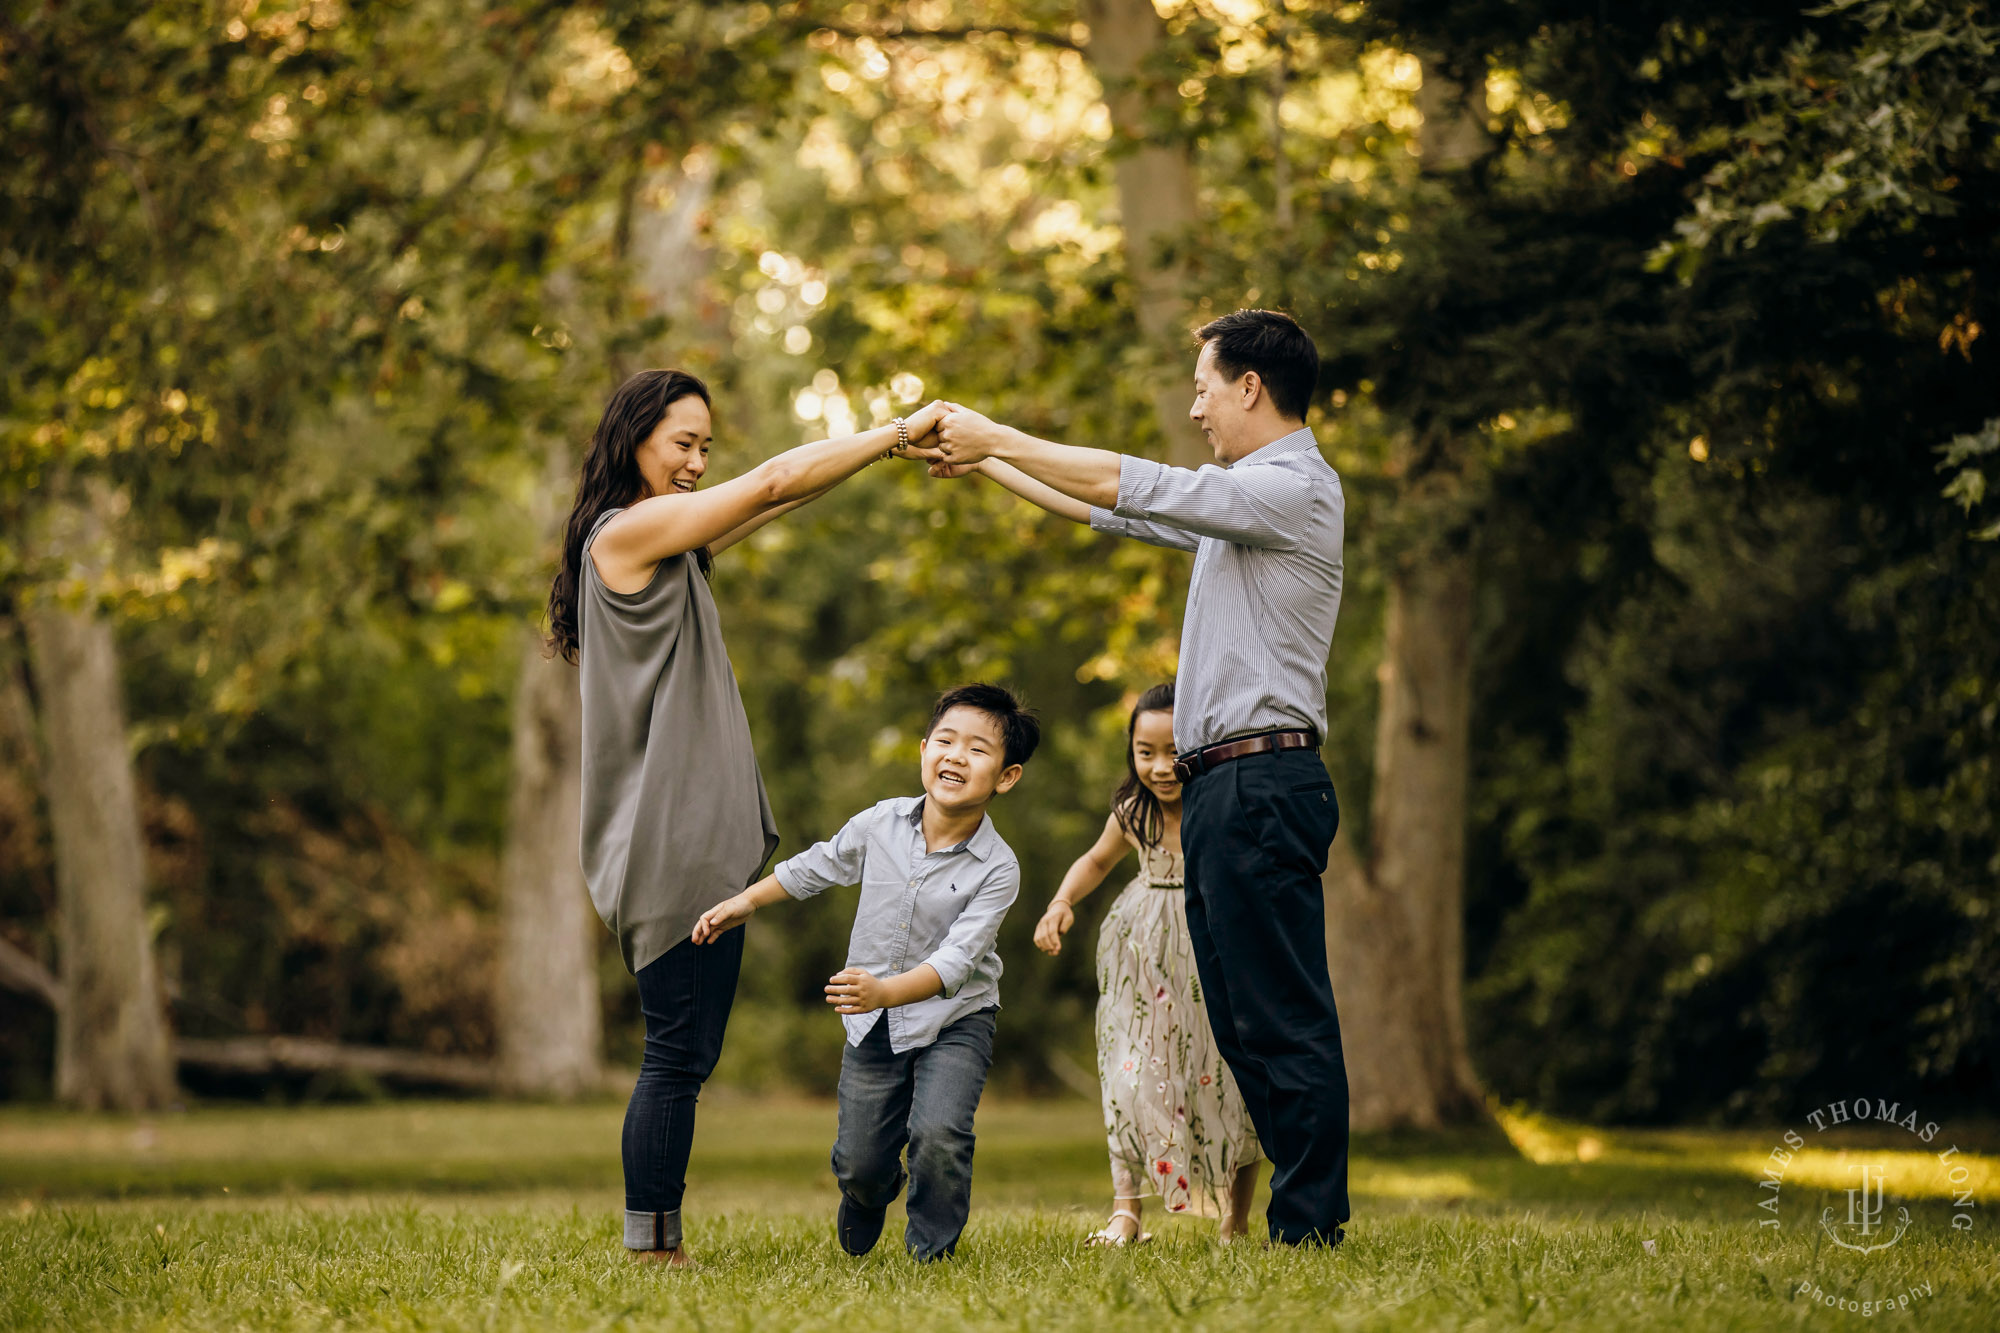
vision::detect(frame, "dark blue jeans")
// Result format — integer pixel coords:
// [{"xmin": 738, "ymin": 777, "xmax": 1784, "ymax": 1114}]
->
[
  {"xmin": 831, "ymin": 1007, "xmax": 997, "ymax": 1261},
  {"xmin": 1182, "ymin": 746, "xmax": 1350, "ymax": 1245},
  {"xmin": 622, "ymin": 931, "xmax": 742, "ymax": 1251}
]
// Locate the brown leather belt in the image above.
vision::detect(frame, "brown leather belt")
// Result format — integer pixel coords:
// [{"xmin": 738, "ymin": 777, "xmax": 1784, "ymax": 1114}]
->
[{"xmin": 1173, "ymin": 729, "xmax": 1319, "ymax": 784}]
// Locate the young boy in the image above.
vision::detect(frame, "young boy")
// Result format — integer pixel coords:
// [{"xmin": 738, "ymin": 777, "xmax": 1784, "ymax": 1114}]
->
[{"xmin": 692, "ymin": 682, "xmax": 1040, "ymax": 1261}]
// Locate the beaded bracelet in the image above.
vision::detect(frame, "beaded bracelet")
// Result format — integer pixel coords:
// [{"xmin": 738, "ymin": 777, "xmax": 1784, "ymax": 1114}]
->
[{"xmin": 881, "ymin": 416, "xmax": 909, "ymax": 462}]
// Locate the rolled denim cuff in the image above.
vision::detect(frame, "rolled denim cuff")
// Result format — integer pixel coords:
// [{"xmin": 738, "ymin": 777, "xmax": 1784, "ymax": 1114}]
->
[{"xmin": 624, "ymin": 1207, "xmax": 681, "ymax": 1252}]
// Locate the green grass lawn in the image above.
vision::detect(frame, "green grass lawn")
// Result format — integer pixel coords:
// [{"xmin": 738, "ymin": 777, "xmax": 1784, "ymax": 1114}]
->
[{"xmin": 2, "ymin": 1096, "xmax": 1994, "ymax": 1330}]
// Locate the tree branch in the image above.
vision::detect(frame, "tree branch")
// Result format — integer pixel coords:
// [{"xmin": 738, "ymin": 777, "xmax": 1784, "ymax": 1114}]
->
[
  {"xmin": 388, "ymin": 13, "xmax": 556, "ymax": 258},
  {"xmin": 0, "ymin": 936, "xmax": 62, "ymax": 1012},
  {"xmin": 812, "ymin": 23, "xmax": 1083, "ymax": 53}
]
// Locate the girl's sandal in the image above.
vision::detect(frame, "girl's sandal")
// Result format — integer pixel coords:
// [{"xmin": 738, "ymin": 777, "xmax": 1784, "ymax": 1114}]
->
[{"xmin": 1086, "ymin": 1208, "xmax": 1152, "ymax": 1246}]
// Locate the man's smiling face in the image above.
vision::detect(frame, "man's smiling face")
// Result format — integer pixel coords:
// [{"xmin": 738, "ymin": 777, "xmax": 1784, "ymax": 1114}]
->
[
  {"xmin": 920, "ymin": 705, "xmax": 1021, "ymax": 814},
  {"xmin": 1188, "ymin": 339, "xmax": 1263, "ymax": 465}
]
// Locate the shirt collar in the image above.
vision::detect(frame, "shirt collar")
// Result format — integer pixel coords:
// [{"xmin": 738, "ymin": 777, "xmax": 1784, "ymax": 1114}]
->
[
  {"xmin": 902, "ymin": 795, "xmax": 998, "ymax": 860},
  {"xmin": 1231, "ymin": 425, "xmax": 1319, "ymax": 468}
]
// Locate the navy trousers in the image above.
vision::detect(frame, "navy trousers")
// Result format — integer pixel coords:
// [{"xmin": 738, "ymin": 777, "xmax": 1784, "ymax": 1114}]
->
[
  {"xmin": 1181, "ymin": 746, "xmax": 1350, "ymax": 1244},
  {"xmin": 621, "ymin": 931, "xmax": 742, "ymax": 1251}
]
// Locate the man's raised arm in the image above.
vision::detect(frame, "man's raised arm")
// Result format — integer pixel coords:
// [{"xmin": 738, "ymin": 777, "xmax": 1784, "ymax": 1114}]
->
[
  {"xmin": 933, "ymin": 406, "xmax": 1121, "ymax": 508},
  {"xmin": 935, "ymin": 403, "xmax": 1308, "ymax": 550},
  {"xmin": 937, "ymin": 455, "xmax": 1199, "ymax": 553}
]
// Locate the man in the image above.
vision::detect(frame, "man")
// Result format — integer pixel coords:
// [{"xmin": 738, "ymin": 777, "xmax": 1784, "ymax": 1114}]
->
[{"xmin": 932, "ymin": 308, "xmax": 1349, "ymax": 1246}]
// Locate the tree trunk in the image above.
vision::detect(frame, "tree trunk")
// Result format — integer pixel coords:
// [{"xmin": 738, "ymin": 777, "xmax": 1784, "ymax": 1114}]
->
[
  {"xmin": 490, "ymin": 156, "xmax": 719, "ymax": 1096},
  {"xmin": 1323, "ymin": 57, "xmax": 1492, "ymax": 1129},
  {"xmin": 1324, "ymin": 551, "xmax": 1483, "ymax": 1128},
  {"xmin": 1083, "ymin": 0, "xmax": 1207, "ymax": 467},
  {"xmin": 493, "ymin": 407, "xmax": 603, "ymax": 1098},
  {"xmin": 495, "ymin": 631, "xmax": 602, "ymax": 1097},
  {"xmin": 21, "ymin": 505, "xmax": 177, "ymax": 1110}
]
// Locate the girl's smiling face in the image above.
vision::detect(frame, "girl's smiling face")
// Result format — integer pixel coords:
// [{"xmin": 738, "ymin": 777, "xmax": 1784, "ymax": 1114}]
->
[{"xmin": 1131, "ymin": 708, "xmax": 1180, "ymax": 805}]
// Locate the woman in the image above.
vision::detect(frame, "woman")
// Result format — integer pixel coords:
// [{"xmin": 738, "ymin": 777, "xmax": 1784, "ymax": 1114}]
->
[{"xmin": 547, "ymin": 368, "xmax": 945, "ymax": 1266}]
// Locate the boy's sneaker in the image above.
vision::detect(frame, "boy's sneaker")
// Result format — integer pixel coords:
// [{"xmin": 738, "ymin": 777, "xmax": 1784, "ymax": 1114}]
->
[{"xmin": 837, "ymin": 1196, "xmax": 886, "ymax": 1257}]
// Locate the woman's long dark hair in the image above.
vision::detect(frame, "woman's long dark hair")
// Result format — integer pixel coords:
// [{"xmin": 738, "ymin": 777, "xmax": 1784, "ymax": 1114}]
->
[
  {"xmin": 1112, "ymin": 682, "xmax": 1176, "ymax": 848},
  {"xmin": 547, "ymin": 369, "xmax": 712, "ymax": 664}
]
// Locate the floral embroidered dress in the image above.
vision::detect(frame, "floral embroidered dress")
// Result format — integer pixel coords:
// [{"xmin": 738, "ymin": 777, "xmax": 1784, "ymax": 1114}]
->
[{"xmin": 1096, "ymin": 835, "xmax": 1260, "ymax": 1214}]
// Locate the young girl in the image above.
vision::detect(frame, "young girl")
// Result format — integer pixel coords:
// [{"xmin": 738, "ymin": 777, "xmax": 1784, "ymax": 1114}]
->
[{"xmin": 1034, "ymin": 683, "xmax": 1261, "ymax": 1244}]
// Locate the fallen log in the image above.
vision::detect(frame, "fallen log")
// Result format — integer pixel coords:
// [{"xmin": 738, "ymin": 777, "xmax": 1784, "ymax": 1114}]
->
[
  {"xmin": 171, "ymin": 1035, "xmax": 499, "ymax": 1090},
  {"xmin": 2, "ymin": 950, "xmax": 630, "ymax": 1095}
]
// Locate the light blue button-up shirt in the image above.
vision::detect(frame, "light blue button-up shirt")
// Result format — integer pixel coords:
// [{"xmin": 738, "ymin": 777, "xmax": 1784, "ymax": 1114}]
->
[
  {"xmin": 1088, "ymin": 426, "xmax": 1345, "ymax": 755},
  {"xmin": 774, "ymin": 796, "xmax": 1020, "ymax": 1053}
]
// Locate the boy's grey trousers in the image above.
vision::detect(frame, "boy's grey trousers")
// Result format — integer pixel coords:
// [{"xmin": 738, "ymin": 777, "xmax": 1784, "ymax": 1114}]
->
[{"xmin": 830, "ymin": 1006, "xmax": 997, "ymax": 1261}]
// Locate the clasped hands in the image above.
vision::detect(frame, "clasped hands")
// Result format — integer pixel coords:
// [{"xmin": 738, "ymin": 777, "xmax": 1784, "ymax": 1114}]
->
[{"xmin": 891, "ymin": 399, "xmax": 1011, "ymax": 477}]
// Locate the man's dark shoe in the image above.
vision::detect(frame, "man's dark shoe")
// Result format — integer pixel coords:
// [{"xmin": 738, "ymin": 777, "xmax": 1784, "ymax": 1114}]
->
[
  {"xmin": 1266, "ymin": 1226, "xmax": 1346, "ymax": 1250},
  {"xmin": 837, "ymin": 1195, "xmax": 886, "ymax": 1257}
]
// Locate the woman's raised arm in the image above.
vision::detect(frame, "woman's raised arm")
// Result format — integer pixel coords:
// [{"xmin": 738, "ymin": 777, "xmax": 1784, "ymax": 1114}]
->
[
  {"xmin": 593, "ymin": 402, "xmax": 946, "ymax": 588},
  {"xmin": 954, "ymin": 456, "xmax": 1093, "ymax": 524},
  {"xmin": 707, "ymin": 484, "xmax": 834, "ymax": 556}
]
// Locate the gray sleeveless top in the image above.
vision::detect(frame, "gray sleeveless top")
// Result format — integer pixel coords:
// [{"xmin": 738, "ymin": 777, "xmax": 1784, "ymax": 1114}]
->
[{"xmin": 579, "ymin": 509, "xmax": 779, "ymax": 973}]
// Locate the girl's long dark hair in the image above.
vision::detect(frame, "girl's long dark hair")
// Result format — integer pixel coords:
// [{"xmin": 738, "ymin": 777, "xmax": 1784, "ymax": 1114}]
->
[
  {"xmin": 1112, "ymin": 682, "xmax": 1176, "ymax": 848},
  {"xmin": 547, "ymin": 369, "xmax": 712, "ymax": 664}
]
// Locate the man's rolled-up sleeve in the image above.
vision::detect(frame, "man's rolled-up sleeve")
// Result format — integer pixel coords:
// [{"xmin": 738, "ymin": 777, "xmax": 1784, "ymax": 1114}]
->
[
  {"xmin": 1087, "ymin": 505, "xmax": 1202, "ymax": 552},
  {"xmin": 917, "ymin": 861, "xmax": 1020, "ymax": 997},
  {"xmin": 774, "ymin": 807, "xmax": 874, "ymax": 900},
  {"xmin": 1113, "ymin": 454, "xmax": 1312, "ymax": 550}
]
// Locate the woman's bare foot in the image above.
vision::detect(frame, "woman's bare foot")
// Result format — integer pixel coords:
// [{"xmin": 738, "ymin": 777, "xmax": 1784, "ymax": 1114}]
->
[{"xmin": 630, "ymin": 1246, "xmax": 696, "ymax": 1269}]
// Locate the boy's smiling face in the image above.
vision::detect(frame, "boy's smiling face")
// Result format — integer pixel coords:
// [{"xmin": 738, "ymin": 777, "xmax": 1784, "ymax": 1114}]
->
[{"xmin": 920, "ymin": 705, "xmax": 1022, "ymax": 816}]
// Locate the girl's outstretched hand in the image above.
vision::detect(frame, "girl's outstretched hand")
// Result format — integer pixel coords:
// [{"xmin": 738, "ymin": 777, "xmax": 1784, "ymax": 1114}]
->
[{"xmin": 1033, "ymin": 900, "xmax": 1075, "ymax": 955}]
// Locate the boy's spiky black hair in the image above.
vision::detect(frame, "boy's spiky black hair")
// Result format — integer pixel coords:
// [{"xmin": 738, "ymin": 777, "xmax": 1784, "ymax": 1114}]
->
[{"xmin": 926, "ymin": 682, "xmax": 1041, "ymax": 770}]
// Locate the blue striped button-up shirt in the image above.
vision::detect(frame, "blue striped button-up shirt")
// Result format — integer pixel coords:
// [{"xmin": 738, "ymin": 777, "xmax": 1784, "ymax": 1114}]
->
[
  {"xmin": 774, "ymin": 796, "xmax": 1020, "ymax": 1052},
  {"xmin": 1088, "ymin": 426, "xmax": 1345, "ymax": 754}
]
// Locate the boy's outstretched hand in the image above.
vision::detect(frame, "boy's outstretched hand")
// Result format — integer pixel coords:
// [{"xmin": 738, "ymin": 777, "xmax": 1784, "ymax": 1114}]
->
[
  {"xmin": 825, "ymin": 964, "xmax": 944, "ymax": 1014},
  {"xmin": 825, "ymin": 967, "xmax": 889, "ymax": 1014},
  {"xmin": 692, "ymin": 892, "xmax": 755, "ymax": 943}
]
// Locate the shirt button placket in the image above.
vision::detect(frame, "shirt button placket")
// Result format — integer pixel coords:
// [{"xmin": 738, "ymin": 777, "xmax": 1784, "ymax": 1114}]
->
[{"xmin": 897, "ymin": 868, "xmax": 916, "ymax": 964}]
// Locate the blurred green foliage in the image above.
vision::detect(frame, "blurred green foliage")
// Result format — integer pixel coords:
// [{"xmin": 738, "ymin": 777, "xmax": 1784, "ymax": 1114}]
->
[{"xmin": 2, "ymin": 1, "xmax": 1994, "ymax": 1121}]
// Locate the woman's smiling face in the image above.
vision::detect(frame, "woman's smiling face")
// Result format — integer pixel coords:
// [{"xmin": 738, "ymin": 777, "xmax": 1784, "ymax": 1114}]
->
[{"xmin": 635, "ymin": 394, "xmax": 712, "ymax": 499}]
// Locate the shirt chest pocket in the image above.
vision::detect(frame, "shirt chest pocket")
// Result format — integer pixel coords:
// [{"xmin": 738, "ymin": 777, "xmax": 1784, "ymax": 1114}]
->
[{"xmin": 908, "ymin": 870, "xmax": 970, "ymax": 942}]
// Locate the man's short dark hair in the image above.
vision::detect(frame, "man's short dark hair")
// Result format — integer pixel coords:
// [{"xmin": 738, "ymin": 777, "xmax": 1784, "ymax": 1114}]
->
[
  {"xmin": 927, "ymin": 682, "xmax": 1041, "ymax": 770},
  {"xmin": 1194, "ymin": 308, "xmax": 1320, "ymax": 421}
]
